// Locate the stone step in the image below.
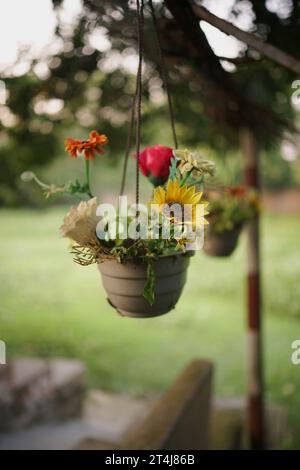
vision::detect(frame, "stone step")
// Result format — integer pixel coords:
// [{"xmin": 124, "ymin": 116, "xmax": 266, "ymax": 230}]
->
[
  {"xmin": 0, "ymin": 358, "xmax": 85, "ymax": 432},
  {"xmin": 0, "ymin": 390, "xmax": 152, "ymax": 450},
  {"xmin": 8, "ymin": 358, "xmax": 50, "ymax": 392},
  {"xmin": 0, "ymin": 392, "xmax": 288, "ymax": 450}
]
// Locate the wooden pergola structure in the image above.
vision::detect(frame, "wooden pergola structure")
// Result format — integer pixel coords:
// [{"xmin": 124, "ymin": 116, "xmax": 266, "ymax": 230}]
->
[{"xmin": 157, "ymin": 1, "xmax": 300, "ymax": 449}]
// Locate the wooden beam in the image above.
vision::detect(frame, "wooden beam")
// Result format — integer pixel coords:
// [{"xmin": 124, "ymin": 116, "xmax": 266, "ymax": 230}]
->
[
  {"xmin": 193, "ymin": 5, "xmax": 300, "ymax": 75},
  {"xmin": 164, "ymin": 0, "xmax": 235, "ymax": 85},
  {"xmin": 163, "ymin": 0, "xmax": 295, "ymax": 135}
]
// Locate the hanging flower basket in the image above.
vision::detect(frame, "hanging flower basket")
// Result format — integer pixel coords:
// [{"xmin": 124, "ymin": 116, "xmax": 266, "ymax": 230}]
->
[
  {"xmin": 22, "ymin": 138, "xmax": 215, "ymax": 318},
  {"xmin": 203, "ymin": 186, "xmax": 260, "ymax": 258},
  {"xmin": 204, "ymin": 224, "xmax": 242, "ymax": 257},
  {"xmin": 98, "ymin": 252, "xmax": 192, "ymax": 318},
  {"xmin": 21, "ymin": 1, "xmax": 217, "ymax": 319}
]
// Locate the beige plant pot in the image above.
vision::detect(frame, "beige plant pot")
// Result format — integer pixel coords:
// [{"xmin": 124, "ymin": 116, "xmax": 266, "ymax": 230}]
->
[
  {"xmin": 203, "ymin": 225, "xmax": 242, "ymax": 257},
  {"xmin": 98, "ymin": 253, "xmax": 192, "ymax": 318}
]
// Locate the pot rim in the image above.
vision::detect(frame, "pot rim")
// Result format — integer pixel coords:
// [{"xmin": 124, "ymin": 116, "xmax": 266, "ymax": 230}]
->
[
  {"xmin": 208, "ymin": 223, "xmax": 243, "ymax": 236},
  {"xmin": 98, "ymin": 250, "xmax": 194, "ymax": 265}
]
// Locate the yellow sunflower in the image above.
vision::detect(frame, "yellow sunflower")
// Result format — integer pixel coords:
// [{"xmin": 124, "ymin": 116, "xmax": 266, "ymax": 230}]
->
[{"xmin": 151, "ymin": 179, "xmax": 209, "ymax": 228}]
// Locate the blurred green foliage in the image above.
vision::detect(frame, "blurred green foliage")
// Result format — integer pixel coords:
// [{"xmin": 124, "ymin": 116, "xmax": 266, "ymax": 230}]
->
[{"xmin": 0, "ymin": 0, "xmax": 300, "ymax": 206}]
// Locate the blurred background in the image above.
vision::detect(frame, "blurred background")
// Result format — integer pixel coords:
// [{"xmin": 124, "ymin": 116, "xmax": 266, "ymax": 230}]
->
[{"xmin": 0, "ymin": 0, "xmax": 300, "ymax": 449}]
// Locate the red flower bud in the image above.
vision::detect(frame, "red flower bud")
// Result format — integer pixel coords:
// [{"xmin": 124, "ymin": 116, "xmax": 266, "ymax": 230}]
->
[{"xmin": 138, "ymin": 145, "xmax": 174, "ymax": 186}]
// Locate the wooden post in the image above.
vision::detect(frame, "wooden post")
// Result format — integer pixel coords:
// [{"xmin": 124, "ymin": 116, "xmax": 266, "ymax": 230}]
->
[{"xmin": 240, "ymin": 127, "xmax": 265, "ymax": 449}]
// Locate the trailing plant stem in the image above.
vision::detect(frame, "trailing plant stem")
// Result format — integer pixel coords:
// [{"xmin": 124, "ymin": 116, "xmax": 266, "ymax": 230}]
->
[{"xmin": 85, "ymin": 160, "xmax": 93, "ymax": 198}]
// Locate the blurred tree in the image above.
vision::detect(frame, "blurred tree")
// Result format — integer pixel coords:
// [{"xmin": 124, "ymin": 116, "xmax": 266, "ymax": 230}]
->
[{"xmin": 0, "ymin": 0, "xmax": 300, "ymax": 205}]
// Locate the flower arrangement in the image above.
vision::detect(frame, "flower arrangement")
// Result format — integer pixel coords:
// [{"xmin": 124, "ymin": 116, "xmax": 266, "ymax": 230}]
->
[
  {"xmin": 22, "ymin": 134, "xmax": 216, "ymax": 316},
  {"xmin": 206, "ymin": 186, "xmax": 260, "ymax": 235},
  {"xmin": 203, "ymin": 185, "xmax": 260, "ymax": 257}
]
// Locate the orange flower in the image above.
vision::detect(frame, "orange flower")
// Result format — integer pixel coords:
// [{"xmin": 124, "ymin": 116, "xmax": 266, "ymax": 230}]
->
[
  {"xmin": 65, "ymin": 139, "xmax": 83, "ymax": 158},
  {"xmin": 65, "ymin": 131, "xmax": 108, "ymax": 160},
  {"xmin": 225, "ymin": 185, "xmax": 247, "ymax": 198}
]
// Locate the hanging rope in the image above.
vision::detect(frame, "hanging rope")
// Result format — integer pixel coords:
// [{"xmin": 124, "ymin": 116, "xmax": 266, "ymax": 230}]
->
[
  {"xmin": 135, "ymin": 0, "xmax": 144, "ymax": 208},
  {"xmin": 149, "ymin": 0, "xmax": 178, "ymax": 149},
  {"xmin": 119, "ymin": 0, "xmax": 177, "ymax": 198},
  {"xmin": 120, "ymin": 85, "xmax": 137, "ymax": 196},
  {"xmin": 119, "ymin": 0, "xmax": 143, "ymax": 198}
]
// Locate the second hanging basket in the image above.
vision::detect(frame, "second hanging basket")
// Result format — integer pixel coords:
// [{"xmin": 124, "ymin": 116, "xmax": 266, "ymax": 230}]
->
[{"xmin": 203, "ymin": 225, "xmax": 242, "ymax": 257}]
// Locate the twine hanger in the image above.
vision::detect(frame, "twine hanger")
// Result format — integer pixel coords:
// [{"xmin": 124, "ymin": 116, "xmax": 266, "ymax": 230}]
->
[{"xmin": 120, "ymin": 0, "xmax": 178, "ymax": 200}]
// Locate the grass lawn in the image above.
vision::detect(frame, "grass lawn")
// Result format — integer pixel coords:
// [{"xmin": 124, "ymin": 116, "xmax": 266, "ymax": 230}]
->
[{"xmin": 0, "ymin": 208, "xmax": 299, "ymax": 448}]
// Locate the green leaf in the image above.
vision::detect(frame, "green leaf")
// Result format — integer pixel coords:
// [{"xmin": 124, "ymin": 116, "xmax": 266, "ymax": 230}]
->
[
  {"xmin": 66, "ymin": 180, "xmax": 90, "ymax": 196},
  {"xmin": 169, "ymin": 156, "xmax": 178, "ymax": 181},
  {"xmin": 143, "ymin": 261, "xmax": 156, "ymax": 305}
]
